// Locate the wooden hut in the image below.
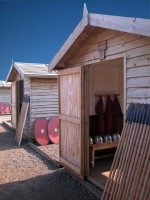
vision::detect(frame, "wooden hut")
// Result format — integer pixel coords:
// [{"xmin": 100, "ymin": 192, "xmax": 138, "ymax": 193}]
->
[
  {"xmin": 0, "ymin": 81, "xmax": 11, "ymax": 104},
  {"xmin": 7, "ymin": 62, "xmax": 58, "ymax": 139},
  {"xmin": 48, "ymin": 5, "xmax": 150, "ymax": 189}
]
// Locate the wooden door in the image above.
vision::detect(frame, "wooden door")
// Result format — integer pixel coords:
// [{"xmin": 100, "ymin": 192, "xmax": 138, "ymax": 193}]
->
[
  {"xmin": 11, "ymin": 82, "xmax": 17, "ymax": 128},
  {"xmin": 58, "ymin": 66, "xmax": 84, "ymax": 176}
]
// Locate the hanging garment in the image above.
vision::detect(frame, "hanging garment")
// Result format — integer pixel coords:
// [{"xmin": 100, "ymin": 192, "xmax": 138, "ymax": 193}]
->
[
  {"xmin": 95, "ymin": 96, "xmax": 105, "ymax": 136},
  {"xmin": 113, "ymin": 95, "xmax": 123, "ymax": 134},
  {"xmin": 104, "ymin": 95, "xmax": 113, "ymax": 135}
]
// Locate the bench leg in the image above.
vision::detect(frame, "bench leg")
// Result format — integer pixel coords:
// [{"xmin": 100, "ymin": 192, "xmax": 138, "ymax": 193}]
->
[{"xmin": 91, "ymin": 150, "xmax": 95, "ymax": 167}]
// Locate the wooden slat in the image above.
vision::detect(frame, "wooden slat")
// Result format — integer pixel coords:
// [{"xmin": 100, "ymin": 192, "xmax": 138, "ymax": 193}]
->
[
  {"xmin": 89, "ymin": 13, "xmax": 150, "ymax": 37},
  {"xmin": 90, "ymin": 141, "xmax": 118, "ymax": 151},
  {"xmin": 16, "ymin": 96, "xmax": 29, "ymax": 146},
  {"xmin": 59, "ymin": 114, "xmax": 80, "ymax": 124},
  {"xmin": 102, "ymin": 108, "xmax": 150, "ymax": 200}
]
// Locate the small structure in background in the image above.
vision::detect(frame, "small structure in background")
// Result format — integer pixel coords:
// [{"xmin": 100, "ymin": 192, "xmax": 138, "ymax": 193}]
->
[
  {"xmin": 0, "ymin": 81, "xmax": 11, "ymax": 114},
  {"xmin": 6, "ymin": 61, "xmax": 58, "ymax": 141}
]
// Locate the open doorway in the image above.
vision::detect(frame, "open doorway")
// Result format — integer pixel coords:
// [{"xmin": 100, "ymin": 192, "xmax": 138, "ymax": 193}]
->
[
  {"xmin": 87, "ymin": 57, "xmax": 125, "ymax": 189},
  {"xmin": 16, "ymin": 80, "xmax": 24, "ymax": 124}
]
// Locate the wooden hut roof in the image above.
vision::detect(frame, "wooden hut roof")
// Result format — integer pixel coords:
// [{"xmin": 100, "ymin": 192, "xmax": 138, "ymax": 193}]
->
[
  {"xmin": 7, "ymin": 62, "xmax": 57, "ymax": 82},
  {"xmin": 0, "ymin": 81, "xmax": 11, "ymax": 88},
  {"xmin": 48, "ymin": 4, "xmax": 150, "ymax": 71}
]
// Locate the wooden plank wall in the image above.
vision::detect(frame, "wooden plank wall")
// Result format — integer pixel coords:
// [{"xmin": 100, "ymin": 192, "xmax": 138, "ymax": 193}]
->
[
  {"xmin": 30, "ymin": 78, "xmax": 58, "ymax": 139},
  {"xmin": 13, "ymin": 72, "xmax": 21, "ymax": 81},
  {"xmin": 0, "ymin": 88, "xmax": 11, "ymax": 103},
  {"xmin": 66, "ymin": 29, "xmax": 150, "ymax": 108}
]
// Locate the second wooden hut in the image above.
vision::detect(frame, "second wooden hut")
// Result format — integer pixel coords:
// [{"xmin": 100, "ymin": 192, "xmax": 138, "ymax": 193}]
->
[{"xmin": 6, "ymin": 62, "xmax": 58, "ymax": 140}]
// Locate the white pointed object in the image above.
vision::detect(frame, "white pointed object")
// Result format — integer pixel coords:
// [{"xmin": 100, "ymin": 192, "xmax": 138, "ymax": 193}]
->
[{"xmin": 83, "ymin": 3, "xmax": 89, "ymax": 26}]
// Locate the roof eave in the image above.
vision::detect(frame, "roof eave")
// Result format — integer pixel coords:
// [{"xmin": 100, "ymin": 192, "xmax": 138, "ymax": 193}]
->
[
  {"xmin": 6, "ymin": 62, "xmax": 25, "ymax": 82},
  {"xmin": 89, "ymin": 13, "xmax": 150, "ymax": 37},
  {"xmin": 48, "ymin": 11, "xmax": 150, "ymax": 71},
  {"xmin": 6, "ymin": 62, "xmax": 14, "ymax": 82},
  {"xmin": 26, "ymin": 74, "xmax": 58, "ymax": 78}
]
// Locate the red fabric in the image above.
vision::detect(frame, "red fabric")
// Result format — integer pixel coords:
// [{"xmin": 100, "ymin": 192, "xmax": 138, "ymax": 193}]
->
[
  {"xmin": 113, "ymin": 95, "xmax": 123, "ymax": 134},
  {"xmin": 95, "ymin": 96, "xmax": 105, "ymax": 136},
  {"xmin": 104, "ymin": 96, "xmax": 113, "ymax": 135}
]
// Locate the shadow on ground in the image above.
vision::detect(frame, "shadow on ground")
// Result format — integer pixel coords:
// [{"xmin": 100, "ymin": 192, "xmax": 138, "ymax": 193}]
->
[
  {"xmin": 0, "ymin": 169, "xmax": 99, "ymax": 200},
  {"xmin": 0, "ymin": 124, "xmax": 17, "ymax": 151}
]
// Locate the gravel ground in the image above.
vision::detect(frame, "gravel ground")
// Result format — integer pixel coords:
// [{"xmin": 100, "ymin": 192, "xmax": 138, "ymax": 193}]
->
[
  {"xmin": 0, "ymin": 122, "xmax": 100, "ymax": 200},
  {"xmin": 0, "ymin": 114, "xmax": 11, "ymax": 124}
]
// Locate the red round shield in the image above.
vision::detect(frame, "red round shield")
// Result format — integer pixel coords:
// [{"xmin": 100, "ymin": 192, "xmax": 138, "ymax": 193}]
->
[
  {"xmin": 0, "ymin": 103, "xmax": 5, "ymax": 114},
  {"xmin": 34, "ymin": 118, "xmax": 49, "ymax": 146},
  {"xmin": 4, "ymin": 103, "xmax": 10, "ymax": 113},
  {"xmin": 48, "ymin": 117, "xmax": 59, "ymax": 144}
]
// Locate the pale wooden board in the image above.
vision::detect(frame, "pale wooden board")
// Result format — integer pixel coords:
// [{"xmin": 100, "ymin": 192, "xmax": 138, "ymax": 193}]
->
[
  {"xmin": 58, "ymin": 66, "xmax": 83, "ymax": 176},
  {"xmin": 16, "ymin": 96, "xmax": 29, "ymax": 146},
  {"xmin": 102, "ymin": 120, "xmax": 150, "ymax": 199}
]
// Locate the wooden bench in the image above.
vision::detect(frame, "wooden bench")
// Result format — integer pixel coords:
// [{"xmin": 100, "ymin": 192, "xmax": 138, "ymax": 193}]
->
[{"xmin": 89, "ymin": 141, "xmax": 119, "ymax": 167}]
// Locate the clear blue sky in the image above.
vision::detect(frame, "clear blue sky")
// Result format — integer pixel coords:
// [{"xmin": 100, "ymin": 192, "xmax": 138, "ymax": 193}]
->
[{"xmin": 0, "ymin": 0, "xmax": 150, "ymax": 80}]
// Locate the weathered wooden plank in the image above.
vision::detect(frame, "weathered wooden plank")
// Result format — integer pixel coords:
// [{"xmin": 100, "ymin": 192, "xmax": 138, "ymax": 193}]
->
[
  {"xmin": 107, "ymin": 33, "xmax": 142, "ymax": 48},
  {"xmin": 16, "ymin": 97, "xmax": 29, "ymax": 146},
  {"xmin": 31, "ymin": 103, "xmax": 58, "ymax": 108},
  {"xmin": 31, "ymin": 93, "xmax": 58, "ymax": 97},
  {"xmin": 31, "ymin": 88, "xmax": 58, "ymax": 93},
  {"xmin": 84, "ymin": 30, "xmax": 123, "ymax": 46},
  {"xmin": 106, "ymin": 37, "xmax": 150, "ymax": 57},
  {"xmin": 127, "ymin": 77, "xmax": 150, "ymax": 87},
  {"xmin": 127, "ymin": 66, "xmax": 150, "ymax": 78},
  {"xmin": 31, "ymin": 107, "xmax": 58, "ymax": 112},
  {"xmin": 30, "ymin": 98, "xmax": 58, "ymax": 103},
  {"xmin": 127, "ymin": 55, "xmax": 150, "ymax": 68},
  {"xmin": 31, "ymin": 95, "xmax": 58, "ymax": 100},
  {"xmin": 59, "ymin": 114, "xmax": 80, "ymax": 124},
  {"xmin": 89, "ymin": 13, "xmax": 150, "ymax": 37},
  {"xmin": 127, "ymin": 88, "xmax": 150, "ymax": 97},
  {"xmin": 127, "ymin": 44, "xmax": 150, "ymax": 59},
  {"xmin": 67, "ymin": 51, "xmax": 100, "ymax": 65},
  {"xmin": 31, "ymin": 113, "xmax": 57, "ymax": 118}
]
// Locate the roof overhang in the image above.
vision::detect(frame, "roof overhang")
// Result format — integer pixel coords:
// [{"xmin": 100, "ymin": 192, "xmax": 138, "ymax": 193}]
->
[
  {"xmin": 6, "ymin": 62, "xmax": 57, "ymax": 82},
  {"xmin": 48, "ymin": 4, "xmax": 150, "ymax": 71},
  {"xmin": 26, "ymin": 74, "xmax": 57, "ymax": 78},
  {"xmin": 6, "ymin": 62, "xmax": 24, "ymax": 82}
]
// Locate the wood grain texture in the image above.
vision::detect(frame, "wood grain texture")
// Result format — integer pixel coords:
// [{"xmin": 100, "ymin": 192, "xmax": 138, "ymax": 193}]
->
[
  {"xmin": 59, "ymin": 66, "xmax": 83, "ymax": 175},
  {"xmin": 101, "ymin": 120, "xmax": 150, "ymax": 200},
  {"xmin": 11, "ymin": 82, "xmax": 16, "ymax": 128},
  {"xmin": 16, "ymin": 100, "xmax": 29, "ymax": 146}
]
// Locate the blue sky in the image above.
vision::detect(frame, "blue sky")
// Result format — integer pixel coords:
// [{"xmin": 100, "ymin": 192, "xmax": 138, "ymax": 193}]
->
[{"xmin": 0, "ymin": 0, "xmax": 149, "ymax": 80}]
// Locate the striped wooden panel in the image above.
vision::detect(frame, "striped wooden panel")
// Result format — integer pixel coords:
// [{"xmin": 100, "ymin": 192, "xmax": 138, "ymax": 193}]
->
[
  {"xmin": 102, "ymin": 104, "xmax": 150, "ymax": 200},
  {"xmin": 16, "ymin": 96, "xmax": 29, "ymax": 146}
]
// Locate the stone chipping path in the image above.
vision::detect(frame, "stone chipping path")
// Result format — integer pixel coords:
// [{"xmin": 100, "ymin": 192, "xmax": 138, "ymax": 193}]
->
[{"xmin": 0, "ymin": 121, "xmax": 101, "ymax": 200}]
